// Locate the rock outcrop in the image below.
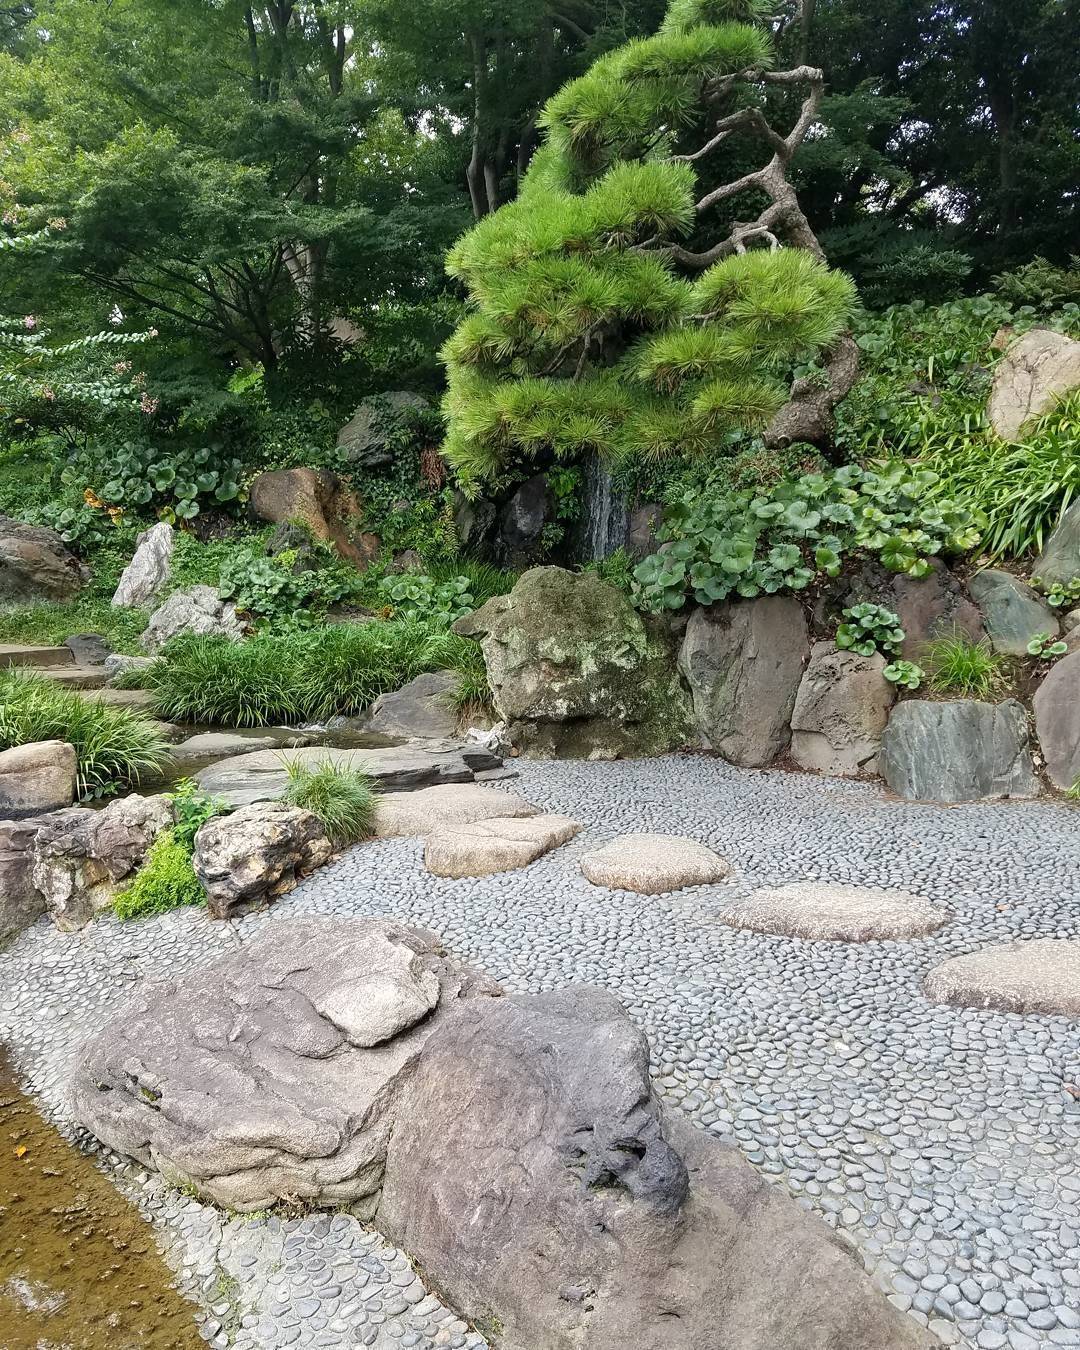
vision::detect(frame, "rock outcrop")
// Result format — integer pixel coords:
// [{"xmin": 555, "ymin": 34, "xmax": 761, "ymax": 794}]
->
[
  {"xmin": 1034, "ymin": 499, "xmax": 1080, "ymax": 589},
  {"xmin": 0, "ymin": 740, "xmax": 77, "ymax": 818},
  {"xmin": 968, "ymin": 568, "xmax": 1058, "ymax": 655},
  {"xmin": 678, "ymin": 596, "xmax": 809, "ymax": 766},
  {"xmin": 845, "ymin": 558, "xmax": 985, "ymax": 660},
  {"xmin": 0, "ymin": 515, "xmax": 86, "ymax": 602},
  {"xmin": 337, "ymin": 391, "xmax": 431, "ymax": 469},
  {"xmin": 248, "ymin": 467, "xmax": 375, "ymax": 566},
  {"xmin": 458, "ymin": 567, "xmax": 691, "ymax": 759},
  {"xmin": 142, "ymin": 585, "xmax": 245, "ymax": 653},
  {"xmin": 111, "ymin": 522, "xmax": 174, "ymax": 608},
  {"xmin": 1033, "ymin": 648, "xmax": 1080, "ymax": 789},
  {"xmin": 987, "ymin": 328, "xmax": 1080, "ymax": 441},
  {"xmin": 0, "ymin": 819, "xmax": 45, "ymax": 945},
  {"xmin": 790, "ymin": 642, "xmax": 894, "ymax": 776},
  {"xmin": 880, "ymin": 698, "xmax": 1037, "ymax": 802},
  {"xmin": 192, "ymin": 803, "xmax": 332, "ymax": 919},
  {"xmin": 493, "ymin": 474, "xmax": 554, "ymax": 570},
  {"xmin": 364, "ymin": 671, "xmax": 460, "ymax": 740}
]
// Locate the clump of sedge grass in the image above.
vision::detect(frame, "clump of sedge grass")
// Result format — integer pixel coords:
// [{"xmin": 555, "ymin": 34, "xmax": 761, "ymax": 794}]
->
[
  {"xmin": 925, "ymin": 634, "xmax": 1006, "ymax": 700},
  {"xmin": 283, "ymin": 757, "xmax": 378, "ymax": 846}
]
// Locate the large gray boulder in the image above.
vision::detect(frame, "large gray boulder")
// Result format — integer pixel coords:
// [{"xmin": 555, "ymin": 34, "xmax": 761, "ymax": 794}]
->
[
  {"xmin": 458, "ymin": 567, "xmax": 691, "ymax": 759},
  {"xmin": 790, "ymin": 642, "xmax": 894, "ymax": 776},
  {"xmin": 0, "ymin": 515, "xmax": 86, "ymax": 602},
  {"xmin": 192, "ymin": 802, "xmax": 332, "ymax": 919},
  {"xmin": 364, "ymin": 671, "xmax": 460, "ymax": 740},
  {"xmin": 1034, "ymin": 499, "xmax": 1080, "ymax": 589},
  {"xmin": 987, "ymin": 327, "xmax": 1080, "ymax": 441},
  {"xmin": 111, "ymin": 522, "xmax": 174, "ymax": 608},
  {"xmin": 968, "ymin": 568, "xmax": 1058, "ymax": 655},
  {"xmin": 0, "ymin": 740, "xmax": 77, "ymax": 818},
  {"xmin": 142, "ymin": 585, "xmax": 245, "ymax": 653},
  {"xmin": 880, "ymin": 698, "xmax": 1038, "ymax": 802},
  {"xmin": 378, "ymin": 985, "xmax": 933, "ymax": 1350},
  {"xmin": 337, "ymin": 391, "xmax": 431, "ymax": 469},
  {"xmin": 0, "ymin": 819, "xmax": 45, "ymax": 946},
  {"xmin": 30, "ymin": 794, "xmax": 172, "ymax": 931},
  {"xmin": 1033, "ymin": 648, "xmax": 1080, "ymax": 790},
  {"xmin": 677, "ymin": 597, "xmax": 809, "ymax": 766},
  {"xmin": 71, "ymin": 917, "xmax": 500, "ymax": 1211}
]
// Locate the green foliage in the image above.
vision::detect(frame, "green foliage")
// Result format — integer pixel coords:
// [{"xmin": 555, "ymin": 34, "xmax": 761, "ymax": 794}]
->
[
  {"xmin": 448, "ymin": 640, "xmax": 495, "ymax": 722},
  {"xmin": 425, "ymin": 560, "xmax": 517, "ymax": 606},
  {"xmin": 1026, "ymin": 633, "xmax": 1068, "ymax": 661},
  {"xmin": 925, "ymin": 636, "xmax": 1005, "ymax": 699},
  {"xmin": 283, "ymin": 759, "xmax": 378, "ymax": 847},
  {"xmin": 0, "ymin": 670, "xmax": 169, "ymax": 797},
  {"xmin": 632, "ymin": 461, "xmax": 983, "ymax": 610},
  {"xmin": 378, "ymin": 573, "xmax": 475, "ymax": 624},
  {"xmin": 835, "ymin": 604, "xmax": 905, "ymax": 658},
  {"xmin": 0, "ymin": 596, "xmax": 148, "ymax": 654},
  {"xmin": 143, "ymin": 621, "xmax": 476, "ymax": 727},
  {"xmin": 59, "ymin": 437, "xmax": 243, "ymax": 523},
  {"xmin": 113, "ymin": 830, "xmax": 204, "ymax": 922},
  {"xmin": 993, "ymin": 257, "xmax": 1080, "ymax": 312},
  {"xmin": 1034, "ymin": 576, "xmax": 1080, "ymax": 610},
  {"xmin": 168, "ymin": 777, "xmax": 229, "ymax": 851},
  {"xmin": 882, "ymin": 659, "xmax": 924, "ymax": 690},
  {"xmin": 583, "ymin": 547, "xmax": 636, "ymax": 593}
]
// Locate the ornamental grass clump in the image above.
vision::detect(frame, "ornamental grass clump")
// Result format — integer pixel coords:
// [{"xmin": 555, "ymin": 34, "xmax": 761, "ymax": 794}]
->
[
  {"xmin": 925, "ymin": 635, "xmax": 1006, "ymax": 700},
  {"xmin": 283, "ymin": 759, "xmax": 377, "ymax": 846},
  {"xmin": 0, "ymin": 669, "xmax": 169, "ymax": 798}
]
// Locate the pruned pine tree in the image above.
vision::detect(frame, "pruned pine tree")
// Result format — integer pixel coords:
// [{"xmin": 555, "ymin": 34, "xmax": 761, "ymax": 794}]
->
[{"xmin": 440, "ymin": 0, "xmax": 859, "ymax": 493}]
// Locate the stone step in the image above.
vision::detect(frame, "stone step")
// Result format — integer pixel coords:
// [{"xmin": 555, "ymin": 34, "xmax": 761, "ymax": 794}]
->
[
  {"xmin": 37, "ymin": 666, "xmax": 108, "ymax": 691},
  {"xmin": 0, "ymin": 644, "xmax": 76, "ymax": 670},
  {"xmin": 82, "ymin": 687, "xmax": 157, "ymax": 711}
]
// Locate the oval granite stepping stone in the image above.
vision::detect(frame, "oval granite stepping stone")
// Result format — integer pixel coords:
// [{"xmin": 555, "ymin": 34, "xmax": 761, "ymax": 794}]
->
[
  {"xmin": 424, "ymin": 814, "xmax": 582, "ymax": 878},
  {"xmin": 719, "ymin": 882, "xmax": 949, "ymax": 942},
  {"xmin": 580, "ymin": 834, "xmax": 729, "ymax": 895},
  {"xmin": 376, "ymin": 783, "xmax": 539, "ymax": 838},
  {"xmin": 925, "ymin": 939, "xmax": 1080, "ymax": 1016}
]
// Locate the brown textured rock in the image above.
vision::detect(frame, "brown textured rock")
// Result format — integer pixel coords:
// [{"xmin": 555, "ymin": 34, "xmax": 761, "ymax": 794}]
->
[
  {"xmin": 791, "ymin": 643, "xmax": 894, "ymax": 776},
  {"xmin": 925, "ymin": 939, "xmax": 1080, "ymax": 1017},
  {"xmin": 0, "ymin": 740, "xmax": 77, "ymax": 819},
  {"xmin": 580, "ymin": 833, "xmax": 730, "ymax": 894},
  {"xmin": 0, "ymin": 515, "xmax": 86, "ymax": 602},
  {"xmin": 192, "ymin": 802, "xmax": 332, "ymax": 919},
  {"xmin": 987, "ymin": 327, "xmax": 1080, "ymax": 441},
  {"xmin": 248, "ymin": 467, "xmax": 371, "ymax": 565},
  {"xmin": 677, "ymin": 597, "xmax": 809, "ymax": 766},
  {"xmin": 424, "ymin": 814, "xmax": 581, "ymax": 877},
  {"xmin": 1033, "ymin": 648, "xmax": 1080, "ymax": 789}
]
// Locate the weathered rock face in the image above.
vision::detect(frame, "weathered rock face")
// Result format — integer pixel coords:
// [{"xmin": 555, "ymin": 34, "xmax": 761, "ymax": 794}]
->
[
  {"xmin": 71, "ymin": 917, "xmax": 500, "ymax": 1211},
  {"xmin": 0, "ymin": 515, "xmax": 86, "ymax": 602},
  {"xmin": 192, "ymin": 802, "xmax": 332, "ymax": 919},
  {"xmin": 142, "ymin": 585, "xmax": 245, "ymax": 653},
  {"xmin": 337, "ymin": 391, "xmax": 431, "ymax": 468},
  {"xmin": 378, "ymin": 985, "xmax": 932, "ymax": 1350},
  {"xmin": 677, "ymin": 597, "xmax": 809, "ymax": 766},
  {"xmin": 987, "ymin": 328, "xmax": 1080, "ymax": 441},
  {"xmin": 65, "ymin": 633, "xmax": 112, "ymax": 666},
  {"xmin": 424, "ymin": 814, "xmax": 581, "ymax": 878},
  {"xmin": 1033, "ymin": 648, "xmax": 1080, "ymax": 789},
  {"xmin": 0, "ymin": 740, "xmax": 77, "ymax": 818},
  {"xmin": 880, "ymin": 698, "xmax": 1038, "ymax": 802},
  {"xmin": 248, "ymin": 467, "xmax": 373, "ymax": 566},
  {"xmin": 0, "ymin": 820, "xmax": 45, "ymax": 946},
  {"xmin": 580, "ymin": 833, "xmax": 730, "ymax": 894},
  {"xmin": 845, "ymin": 558, "xmax": 985, "ymax": 661},
  {"xmin": 451, "ymin": 490, "xmax": 497, "ymax": 555},
  {"xmin": 968, "ymin": 568, "xmax": 1059, "ymax": 655},
  {"xmin": 790, "ymin": 643, "xmax": 894, "ymax": 776},
  {"xmin": 493, "ymin": 474, "xmax": 555, "ymax": 569},
  {"xmin": 111, "ymin": 522, "xmax": 174, "ymax": 608},
  {"xmin": 627, "ymin": 502, "xmax": 664, "ymax": 559},
  {"xmin": 1034, "ymin": 499, "xmax": 1080, "ymax": 589},
  {"xmin": 457, "ymin": 567, "xmax": 691, "ymax": 759},
  {"xmin": 30, "ymin": 795, "xmax": 172, "ymax": 931},
  {"xmin": 364, "ymin": 671, "xmax": 460, "ymax": 740}
]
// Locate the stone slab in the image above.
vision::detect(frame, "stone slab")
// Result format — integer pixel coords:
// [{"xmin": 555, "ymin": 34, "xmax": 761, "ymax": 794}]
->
[
  {"xmin": 925, "ymin": 939, "xmax": 1080, "ymax": 1017},
  {"xmin": 376, "ymin": 783, "xmax": 539, "ymax": 839},
  {"xmin": 581, "ymin": 833, "xmax": 730, "ymax": 895},
  {"xmin": 0, "ymin": 644, "xmax": 74, "ymax": 669},
  {"xmin": 424, "ymin": 813, "xmax": 582, "ymax": 877},
  {"xmin": 720, "ymin": 882, "xmax": 950, "ymax": 942}
]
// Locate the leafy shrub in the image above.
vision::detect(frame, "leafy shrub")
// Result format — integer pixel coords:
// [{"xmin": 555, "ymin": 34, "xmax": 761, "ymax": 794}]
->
[
  {"xmin": 883, "ymin": 659, "xmax": 924, "ymax": 690},
  {"xmin": 283, "ymin": 759, "xmax": 377, "ymax": 846},
  {"xmin": 993, "ymin": 257, "xmax": 1080, "ymax": 311},
  {"xmin": 169, "ymin": 777, "xmax": 229, "ymax": 849},
  {"xmin": 216, "ymin": 541, "xmax": 372, "ymax": 629},
  {"xmin": 379, "ymin": 572, "xmax": 475, "ymax": 624},
  {"xmin": 113, "ymin": 831, "xmax": 204, "ymax": 921},
  {"xmin": 926, "ymin": 636, "xmax": 1005, "ymax": 699},
  {"xmin": 836, "ymin": 604, "xmax": 905, "ymax": 657},
  {"xmin": 0, "ymin": 670, "xmax": 169, "ymax": 797},
  {"xmin": 632, "ymin": 462, "xmax": 982, "ymax": 610},
  {"xmin": 59, "ymin": 437, "xmax": 243, "ymax": 523},
  {"xmin": 426, "ymin": 560, "xmax": 517, "ymax": 606}
]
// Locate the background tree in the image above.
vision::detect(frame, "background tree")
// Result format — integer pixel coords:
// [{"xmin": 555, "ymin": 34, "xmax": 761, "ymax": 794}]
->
[{"xmin": 439, "ymin": 0, "xmax": 858, "ymax": 496}]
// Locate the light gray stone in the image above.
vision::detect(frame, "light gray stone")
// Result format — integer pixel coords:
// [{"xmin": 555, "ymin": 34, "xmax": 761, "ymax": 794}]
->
[
  {"xmin": 1033, "ymin": 649, "xmax": 1080, "ymax": 790},
  {"xmin": 791, "ymin": 642, "xmax": 895, "ymax": 776},
  {"xmin": 988, "ymin": 328, "xmax": 1080, "ymax": 441},
  {"xmin": 111, "ymin": 522, "xmax": 174, "ymax": 608},
  {"xmin": 0, "ymin": 740, "xmax": 77, "ymax": 818},
  {"xmin": 172, "ymin": 729, "xmax": 316, "ymax": 762},
  {"xmin": 925, "ymin": 940, "xmax": 1080, "ymax": 1017},
  {"xmin": 581, "ymin": 833, "xmax": 730, "ymax": 894},
  {"xmin": 880, "ymin": 699, "xmax": 1038, "ymax": 802},
  {"xmin": 424, "ymin": 814, "xmax": 582, "ymax": 878},
  {"xmin": 103, "ymin": 652, "xmax": 154, "ymax": 685},
  {"xmin": 142, "ymin": 585, "xmax": 244, "ymax": 653},
  {"xmin": 678, "ymin": 597, "xmax": 809, "ymax": 767},
  {"xmin": 364, "ymin": 672, "xmax": 460, "ymax": 741},
  {"xmin": 1034, "ymin": 500, "xmax": 1080, "ymax": 589},
  {"xmin": 968, "ymin": 569, "xmax": 1059, "ymax": 656},
  {"xmin": 720, "ymin": 882, "xmax": 950, "ymax": 942},
  {"xmin": 193, "ymin": 803, "xmax": 332, "ymax": 919},
  {"xmin": 0, "ymin": 819, "xmax": 44, "ymax": 945},
  {"xmin": 377, "ymin": 783, "xmax": 539, "ymax": 839}
]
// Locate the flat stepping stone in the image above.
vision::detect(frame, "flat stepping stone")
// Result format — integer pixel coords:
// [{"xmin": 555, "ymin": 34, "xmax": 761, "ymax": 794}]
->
[
  {"xmin": 172, "ymin": 728, "xmax": 317, "ymax": 760},
  {"xmin": 424, "ymin": 814, "xmax": 582, "ymax": 878},
  {"xmin": 580, "ymin": 833, "xmax": 729, "ymax": 895},
  {"xmin": 35, "ymin": 665, "xmax": 106, "ymax": 690},
  {"xmin": 82, "ymin": 687, "xmax": 156, "ymax": 710},
  {"xmin": 0, "ymin": 643, "xmax": 74, "ymax": 669},
  {"xmin": 376, "ymin": 784, "xmax": 539, "ymax": 839},
  {"xmin": 719, "ymin": 882, "xmax": 949, "ymax": 942},
  {"xmin": 925, "ymin": 939, "xmax": 1080, "ymax": 1017}
]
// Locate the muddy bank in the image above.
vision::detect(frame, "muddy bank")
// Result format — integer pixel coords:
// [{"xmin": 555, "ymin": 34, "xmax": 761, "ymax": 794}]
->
[{"xmin": 0, "ymin": 1051, "xmax": 201, "ymax": 1350}]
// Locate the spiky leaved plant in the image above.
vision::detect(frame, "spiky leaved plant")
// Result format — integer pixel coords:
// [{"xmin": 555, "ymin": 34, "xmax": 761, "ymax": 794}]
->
[{"xmin": 440, "ymin": 0, "xmax": 858, "ymax": 494}]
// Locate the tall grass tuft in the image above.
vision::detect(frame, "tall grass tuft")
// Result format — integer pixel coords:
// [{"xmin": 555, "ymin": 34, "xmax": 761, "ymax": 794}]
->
[
  {"xmin": 0, "ymin": 670, "xmax": 170, "ymax": 798},
  {"xmin": 925, "ymin": 635, "xmax": 1006, "ymax": 700},
  {"xmin": 283, "ymin": 758, "xmax": 378, "ymax": 845}
]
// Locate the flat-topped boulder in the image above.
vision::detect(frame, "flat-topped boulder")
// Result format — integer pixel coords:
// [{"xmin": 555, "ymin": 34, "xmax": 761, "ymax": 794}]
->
[
  {"xmin": 193, "ymin": 802, "xmax": 332, "ymax": 919},
  {"xmin": 376, "ymin": 782, "xmax": 539, "ymax": 838},
  {"xmin": 925, "ymin": 939, "xmax": 1080, "ymax": 1017},
  {"xmin": 196, "ymin": 739, "xmax": 505, "ymax": 807},
  {"xmin": 720, "ymin": 882, "xmax": 950, "ymax": 942},
  {"xmin": 364, "ymin": 671, "xmax": 460, "ymax": 740},
  {"xmin": 424, "ymin": 814, "xmax": 581, "ymax": 878},
  {"xmin": 581, "ymin": 833, "xmax": 730, "ymax": 894}
]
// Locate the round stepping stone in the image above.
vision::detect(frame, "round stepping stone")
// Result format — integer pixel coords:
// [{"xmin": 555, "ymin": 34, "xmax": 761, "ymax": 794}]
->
[
  {"xmin": 719, "ymin": 882, "xmax": 950, "ymax": 942},
  {"xmin": 580, "ymin": 833, "xmax": 729, "ymax": 895},
  {"xmin": 424, "ymin": 815, "xmax": 582, "ymax": 878},
  {"xmin": 376, "ymin": 784, "xmax": 538, "ymax": 839},
  {"xmin": 925, "ymin": 939, "xmax": 1080, "ymax": 1016}
]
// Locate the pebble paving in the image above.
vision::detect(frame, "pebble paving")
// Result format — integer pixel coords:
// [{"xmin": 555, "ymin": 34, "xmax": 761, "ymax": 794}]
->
[{"xmin": 2, "ymin": 753, "xmax": 1080, "ymax": 1349}]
